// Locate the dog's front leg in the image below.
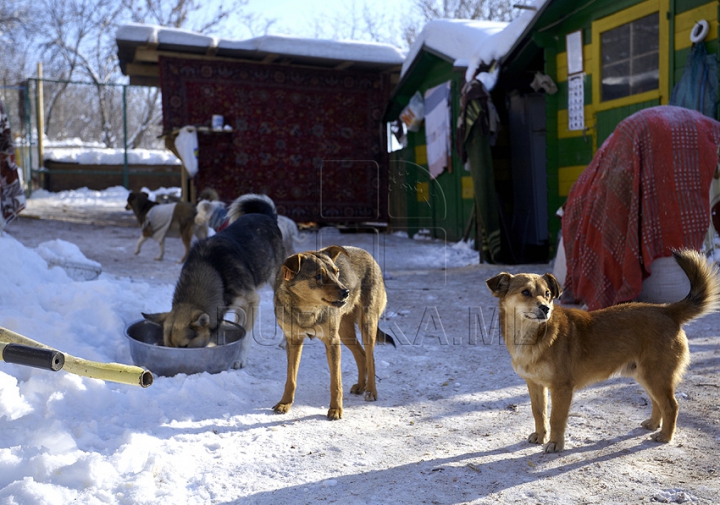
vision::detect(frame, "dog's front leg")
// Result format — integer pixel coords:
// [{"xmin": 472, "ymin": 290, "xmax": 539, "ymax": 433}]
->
[
  {"xmin": 324, "ymin": 336, "xmax": 343, "ymax": 420},
  {"xmin": 273, "ymin": 336, "xmax": 304, "ymax": 415},
  {"xmin": 545, "ymin": 384, "xmax": 573, "ymax": 453},
  {"xmin": 525, "ymin": 379, "xmax": 548, "ymax": 445}
]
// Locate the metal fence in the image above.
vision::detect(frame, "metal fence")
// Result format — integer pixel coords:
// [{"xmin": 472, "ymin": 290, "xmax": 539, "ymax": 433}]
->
[{"xmin": 3, "ymin": 77, "xmax": 177, "ymax": 194}]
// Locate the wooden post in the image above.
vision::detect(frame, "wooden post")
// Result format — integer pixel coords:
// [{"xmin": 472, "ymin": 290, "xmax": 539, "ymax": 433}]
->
[{"xmin": 36, "ymin": 63, "xmax": 45, "ymax": 189}]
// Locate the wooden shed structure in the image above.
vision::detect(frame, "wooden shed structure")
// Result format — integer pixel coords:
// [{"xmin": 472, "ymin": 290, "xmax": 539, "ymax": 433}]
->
[
  {"xmin": 384, "ymin": 20, "xmax": 507, "ymax": 249},
  {"xmin": 385, "ymin": 17, "xmax": 554, "ymax": 263},
  {"xmin": 116, "ymin": 24, "xmax": 404, "ymax": 224},
  {"xmin": 493, "ymin": 0, "xmax": 720, "ymax": 254}
]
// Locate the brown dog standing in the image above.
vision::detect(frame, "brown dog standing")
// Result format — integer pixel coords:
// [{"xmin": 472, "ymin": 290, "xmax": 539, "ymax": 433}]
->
[
  {"xmin": 273, "ymin": 245, "xmax": 394, "ymax": 420},
  {"xmin": 486, "ymin": 249, "xmax": 720, "ymax": 452}
]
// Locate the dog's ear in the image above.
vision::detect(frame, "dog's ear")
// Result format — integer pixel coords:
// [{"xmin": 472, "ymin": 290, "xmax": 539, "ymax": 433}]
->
[
  {"xmin": 486, "ymin": 273, "xmax": 512, "ymax": 297},
  {"xmin": 142, "ymin": 311, "xmax": 168, "ymax": 324},
  {"xmin": 190, "ymin": 312, "xmax": 210, "ymax": 329},
  {"xmin": 319, "ymin": 245, "xmax": 349, "ymax": 263},
  {"xmin": 542, "ymin": 273, "xmax": 562, "ymax": 300},
  {"xmin": 282, "ymin": 254, "xmax": 303, "ymax": 281}
]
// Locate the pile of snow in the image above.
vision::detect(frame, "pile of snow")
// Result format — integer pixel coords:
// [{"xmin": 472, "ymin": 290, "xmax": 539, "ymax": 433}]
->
[
  {"xmin": 30, "ymin": 186, "xmax": 132, "ymax": 208},
  {"xmin": 36, "ymin": 239, "xmax": 103, "ymax": 281},
  {"xmin": 29, "ymin": 186, "xmax": 180, "ymax": 208}
]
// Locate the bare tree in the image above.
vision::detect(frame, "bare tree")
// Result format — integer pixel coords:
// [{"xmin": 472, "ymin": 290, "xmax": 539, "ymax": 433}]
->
[
  {"xmin": 302, "ymin": 0, "xmax": 406, "ymax": 49},
  {"xmin": 0, "ymin": 0, "xmax": 34, "ymax": 84},
  {"xmin": 33, "ymin": 0, "xmax": 256, "ymax": 148},
  {"xmin": 0, "ymin": 0, "xmax": 27, "ymax": 34},
  {"xmin": 414, "ymin": 0, "xmax": 516, "ymax": 21},
  {"xmin": 120, "ymin": 0, "xmax": 262, "ymax": 148}
]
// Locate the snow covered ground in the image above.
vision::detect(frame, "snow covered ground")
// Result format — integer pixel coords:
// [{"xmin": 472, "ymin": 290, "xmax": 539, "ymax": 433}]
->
[{"xmin": 1, "ymin": 188, "xmax": 719, "ymax": 504}]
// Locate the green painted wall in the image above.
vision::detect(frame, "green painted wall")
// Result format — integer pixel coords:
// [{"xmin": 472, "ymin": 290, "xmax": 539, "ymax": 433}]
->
[
  {"xmin": 388, "ymin": 53, "xmax": 476, "ymax": 243},
  {"xmin": 535, "ymin": 0, "xmax": 720, "ymax": 250}
]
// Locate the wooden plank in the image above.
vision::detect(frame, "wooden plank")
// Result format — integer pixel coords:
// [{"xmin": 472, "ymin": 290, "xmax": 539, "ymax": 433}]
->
[
  {"xmin": 126, "ymin": 63, "xmax": 159, "ymax": 77},
  {"xmin": 674, "ymin": 2, "xmax": 718, "ymax": 51},
  {"xmin": 558, "ymin": 165, "xmax": 587, "ymax": 196}
]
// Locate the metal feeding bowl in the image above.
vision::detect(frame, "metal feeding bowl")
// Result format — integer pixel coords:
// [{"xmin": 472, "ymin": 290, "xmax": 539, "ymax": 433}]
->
[{"xmin": 124, "ymin": 319, "xmax": 247, "ymax": 377}]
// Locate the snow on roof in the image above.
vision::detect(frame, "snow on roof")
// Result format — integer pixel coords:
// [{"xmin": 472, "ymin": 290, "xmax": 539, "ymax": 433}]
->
[
  {"xmin": 219, "ymin": 34, "xmax": 406, "ymax": 64},
  {"xmin": 116, "ymin": 23, "xmax": 405, "ymax": 66},
  {"xmin": 465, "ymin": 0, "xmax": 550, "ymax": 82},
  {"xmin": 401, "ymin": 19, "xmax": 508, "ymax": 77},
  {"xmin": 116, "ymin": 23, "xmax": 217, "ymax": 47}
]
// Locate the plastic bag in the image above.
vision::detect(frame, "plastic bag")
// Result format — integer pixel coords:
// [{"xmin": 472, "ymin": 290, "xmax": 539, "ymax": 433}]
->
[{"xmin": 399, "ymin": 91, "xmax": 425, "ymax": 132}]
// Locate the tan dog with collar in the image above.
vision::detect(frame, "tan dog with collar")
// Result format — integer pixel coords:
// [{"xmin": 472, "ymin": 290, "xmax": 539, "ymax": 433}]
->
[
  {"xmin": 272, "ymin": 246, "xmax": 394, "ymax": 420},
  {"xmin": 486, "ymin": 249, "xmax": 720, "ymax": 452}
]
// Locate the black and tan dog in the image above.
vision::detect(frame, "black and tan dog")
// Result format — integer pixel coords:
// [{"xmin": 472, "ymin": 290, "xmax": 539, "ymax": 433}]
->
[
  {"xmin": 142, "ymin": 195, "xmax": 285, "ymax": 366},
  {"xmin": 486, "ymin": 249, "xmax": 720, "ymax": 453},
  {"xmin": 126, "ymin": 191, "xmax": 206, "ymax": 262},
  {"xmin": 273, "ymin": 245, "xmax": 394, "ymax": 420}
]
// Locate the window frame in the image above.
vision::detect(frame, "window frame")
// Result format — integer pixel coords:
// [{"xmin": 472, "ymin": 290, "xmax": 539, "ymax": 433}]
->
[{"xmin": 591, "ymin": 0, "xmax": 670, "ymax": 112}]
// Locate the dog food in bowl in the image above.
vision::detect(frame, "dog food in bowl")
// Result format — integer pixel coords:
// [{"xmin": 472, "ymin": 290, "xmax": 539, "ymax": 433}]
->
[{"xmin": 124, "ymin": 319, "xmax": 247, "ymax": 376}]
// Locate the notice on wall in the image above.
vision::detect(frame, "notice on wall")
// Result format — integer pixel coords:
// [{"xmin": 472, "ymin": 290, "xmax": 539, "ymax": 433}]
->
[
  {"xmin": 566, "ymin": 30, "xmax": 583, "ymax": 75},
  {"xmin": 568, "ymin": 74, "xmax": 585, "ymax": 131}
]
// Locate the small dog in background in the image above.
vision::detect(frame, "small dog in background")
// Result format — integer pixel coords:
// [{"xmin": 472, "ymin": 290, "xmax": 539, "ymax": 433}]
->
[
  {"xmin": 126, "ymin": 191, "xmax": 207, "ymax": 262},
  {"xmin": 195, "ymin": 200, "xmax": 229, "ymax": 232},
  {"xmin": 197, "ymin": 187, "xmax": 220, "ymax": 202},
  {"xmin": 273, "ymin": 245, "xmax": 394, "ymax": 420},
  {"xmin": 486, "ymin": 249, "xmax": 720, "ymax": 453}
]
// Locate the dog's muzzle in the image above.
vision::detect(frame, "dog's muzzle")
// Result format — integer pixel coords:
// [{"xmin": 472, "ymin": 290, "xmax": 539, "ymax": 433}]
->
[
  {"xmin": 536, "ymin": 305, "xmax": 550, "ymax": 320},
  {"xmin": 328, "ymin": 288, "xmax": 350, "ymax": 308}
]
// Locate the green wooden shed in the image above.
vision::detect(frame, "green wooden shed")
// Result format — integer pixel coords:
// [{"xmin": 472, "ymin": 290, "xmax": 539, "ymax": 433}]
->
[
  {"xmin": 384, "ymin": 20, "xmax": 507, "ymax": 254},
  {"xmin": 495, "ymin": 0, "xmax": 720, "ymax": 254}
]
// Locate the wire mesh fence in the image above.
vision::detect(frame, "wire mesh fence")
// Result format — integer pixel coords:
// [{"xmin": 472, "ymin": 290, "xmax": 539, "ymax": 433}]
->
[{"xmin": 3, "ymin": 77, "xmax": 178, "ymax": 194}]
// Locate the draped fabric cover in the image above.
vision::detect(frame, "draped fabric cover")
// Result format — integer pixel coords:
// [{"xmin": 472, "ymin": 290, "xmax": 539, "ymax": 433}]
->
[{"xmin": 563, "ymin": 106, "xmax": 720, "ymax": 310}]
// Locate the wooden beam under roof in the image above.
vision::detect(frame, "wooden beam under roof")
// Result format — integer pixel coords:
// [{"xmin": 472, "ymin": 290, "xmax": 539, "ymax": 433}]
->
[
  {"xmin": 129, "ymin": 75, "xmax": 160, "ymax": 87},
  {"xmin": 126, "ymin": 63, "xmax": 159, "ymax": 78},
  {"xmin": 334, "ymin": 61, "xmax": 354, "ymax": 70}
]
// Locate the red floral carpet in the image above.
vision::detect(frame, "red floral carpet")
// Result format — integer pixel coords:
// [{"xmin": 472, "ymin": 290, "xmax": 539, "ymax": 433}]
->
[{"xmin": 159, "ymin": 57, "xmax": 390, "ymax": 222}]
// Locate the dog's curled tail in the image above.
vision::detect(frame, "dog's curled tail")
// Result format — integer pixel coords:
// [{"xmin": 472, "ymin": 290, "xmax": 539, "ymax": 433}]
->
[
  {"xmin": 227, "ymin": 194, "xmax": 278, "ymax": 223},
  {"xmin": 666, "ymin": 248, "xmax": 720, "ymax": 325}
]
